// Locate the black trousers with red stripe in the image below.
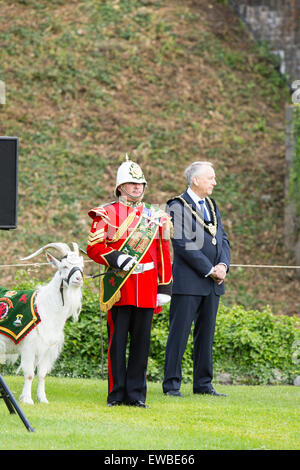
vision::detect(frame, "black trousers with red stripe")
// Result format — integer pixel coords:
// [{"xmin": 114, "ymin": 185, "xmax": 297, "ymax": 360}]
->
[{"xmin": 106, "ymin": 305, "xmax": 154, "ymax": 404}]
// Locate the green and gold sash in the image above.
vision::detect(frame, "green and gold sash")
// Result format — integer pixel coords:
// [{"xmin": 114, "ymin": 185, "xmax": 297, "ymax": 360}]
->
[
  {"xmin": 0, "ymin": 287, "xmax": 41, "ymax": 344},
  {"xmin": 100, "ymin": 203, "xmax": 160, "ymax": 311}
]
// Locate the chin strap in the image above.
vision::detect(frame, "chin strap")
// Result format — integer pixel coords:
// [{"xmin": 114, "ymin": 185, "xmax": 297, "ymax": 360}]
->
[{"xmin": 120, "ymin": 185, "xmax": 145, "ymax": 200}]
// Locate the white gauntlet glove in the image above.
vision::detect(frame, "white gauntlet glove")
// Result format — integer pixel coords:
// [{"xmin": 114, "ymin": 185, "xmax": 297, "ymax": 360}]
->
[
  {"xmin": 156, "ymin": 293, "xmax": 171, "ymax": 307},
  {"xmin": 117, "ymin": 254, "xmax": 137, "ymax": 271}
]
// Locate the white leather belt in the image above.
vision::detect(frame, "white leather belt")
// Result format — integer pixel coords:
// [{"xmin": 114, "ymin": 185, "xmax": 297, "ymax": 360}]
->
[{"xmin": 132, "ymin": 262, "xmax": 155, "ymax": 274}]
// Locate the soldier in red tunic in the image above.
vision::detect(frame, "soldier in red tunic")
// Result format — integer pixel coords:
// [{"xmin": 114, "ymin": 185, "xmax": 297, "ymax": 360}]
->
[{"xmin": 87, "ymin": 156, "xmax": 172, "ymax": 407}]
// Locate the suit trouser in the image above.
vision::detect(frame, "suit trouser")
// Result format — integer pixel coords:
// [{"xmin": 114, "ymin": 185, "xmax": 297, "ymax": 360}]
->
[
  {"xmin": 163, "ymin": 293, "xmax": 220, "ymax": 393},
  {"xmin": 107, "ymin": 305, "xmax": 154, "ymax": 404}
]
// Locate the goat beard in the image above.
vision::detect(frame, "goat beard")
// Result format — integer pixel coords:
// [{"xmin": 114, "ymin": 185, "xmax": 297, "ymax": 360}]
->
[{"xmin": 64, "ymin": 285, "xmax": 82, "ymax": 322}]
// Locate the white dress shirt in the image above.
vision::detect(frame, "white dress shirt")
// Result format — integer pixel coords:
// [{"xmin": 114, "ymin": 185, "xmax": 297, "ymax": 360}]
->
[{"xmin": 187, "ymin": 187, "xmax": 210, "ymax": 221}]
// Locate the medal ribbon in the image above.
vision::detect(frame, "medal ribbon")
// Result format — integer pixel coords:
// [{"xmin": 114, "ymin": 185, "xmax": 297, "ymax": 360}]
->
[{"xmin": 100, "ymin": 203, "xmax": 160, "ymax": 311}]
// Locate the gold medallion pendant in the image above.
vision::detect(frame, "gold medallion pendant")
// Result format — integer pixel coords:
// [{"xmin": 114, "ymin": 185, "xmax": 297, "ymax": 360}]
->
[{"xmin": 207, "ymin": 221, "xmax": 217, "ymax": 245}]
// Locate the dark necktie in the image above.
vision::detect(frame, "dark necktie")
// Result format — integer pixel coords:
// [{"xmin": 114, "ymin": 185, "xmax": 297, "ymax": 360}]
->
[{"xmin": 198, "ymin": 200, "xmax": 210, "ymax": 222}]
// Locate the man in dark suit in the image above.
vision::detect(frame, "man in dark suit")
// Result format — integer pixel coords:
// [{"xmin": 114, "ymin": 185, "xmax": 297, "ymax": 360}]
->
[{"xmin": 163, "ymin": 161, "xmax": 230, "ymax": 397}]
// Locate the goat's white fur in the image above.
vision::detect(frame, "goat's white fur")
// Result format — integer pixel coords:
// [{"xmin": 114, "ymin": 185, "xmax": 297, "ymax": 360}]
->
[{"xmin": 0, "ymin": 242, "xmax": 84, "ymax": 404}]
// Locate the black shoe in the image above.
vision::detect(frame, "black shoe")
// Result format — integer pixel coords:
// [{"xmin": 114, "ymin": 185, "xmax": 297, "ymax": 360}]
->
[
  {"xmin": 107, "ymin": 400, "xmax": 122, "ymax": 407},
  {"xmin": 194, "ymin": 389, "xmax": 227, "ymax": 397},
  {"xmin": 164, "ymin": 390, "xmax": 184, "ymax": 397},
  {"xmin": 127, "ymin": 400, "xmax": 149, "ymax": 408}
]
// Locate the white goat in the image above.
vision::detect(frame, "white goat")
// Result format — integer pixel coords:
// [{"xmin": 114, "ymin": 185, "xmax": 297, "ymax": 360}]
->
[{"xmin": 0, "ymin": 242, "xmax": 84, "ymax": 404}]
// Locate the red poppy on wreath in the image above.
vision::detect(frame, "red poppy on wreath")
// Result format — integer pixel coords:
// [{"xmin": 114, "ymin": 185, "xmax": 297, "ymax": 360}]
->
[{"xmin": 0, "ymin": 302, "xmax": 9, "ymax": 322}]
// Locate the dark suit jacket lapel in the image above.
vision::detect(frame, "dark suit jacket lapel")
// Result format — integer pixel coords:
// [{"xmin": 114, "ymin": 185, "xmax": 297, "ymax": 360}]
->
[
  {"xmin": 182, "ymin": 191, "xmax": 213, "ymax": 221},
  {"xmin": 182, "ymin": 190, "xmax": 201, "ymax": 216},
  {"xmin": 183, "ymin": 191, "xmax": 221, "ymax": 248},
  {"xmin": 204, "ymin": 197, "xmax": 213, "ymax": 221}
]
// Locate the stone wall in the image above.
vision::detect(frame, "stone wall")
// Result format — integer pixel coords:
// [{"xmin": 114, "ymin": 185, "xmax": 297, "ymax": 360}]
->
[{"xmin": 230, "ymin": 0, "xmax": 300, "ymax": 82}]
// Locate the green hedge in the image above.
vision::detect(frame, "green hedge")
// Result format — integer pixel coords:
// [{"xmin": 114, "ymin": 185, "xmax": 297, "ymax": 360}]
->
[
  {"xmin": 55, "ymin": 284, "xmax": 300, "ymax": 385},
  {"xmin": 2, "ymin": 278, "xmax": 300, "ymax": 384},
  {"xmin": 150, "ymin": 302, "xmax": 300, "ymax": 385}
]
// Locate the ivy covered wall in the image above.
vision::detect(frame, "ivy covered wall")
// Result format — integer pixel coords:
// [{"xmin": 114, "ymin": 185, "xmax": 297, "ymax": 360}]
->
[
  {"xmin": 285, "ymin": 104, "xmax": 300, "ymax": 266},
  {"xmin": 289, "ymin": 105, "xmax": 300, "ymax": 219}
]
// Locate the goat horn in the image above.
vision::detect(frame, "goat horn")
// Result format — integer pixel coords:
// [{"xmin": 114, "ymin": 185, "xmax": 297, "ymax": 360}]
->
[
  {"xmin": 72, "ymin": 242, "xmax": 79, "ymax": 255},
  {"xmin": 20, "ymin": 243, "xmax": 71, "ymax": 261}
]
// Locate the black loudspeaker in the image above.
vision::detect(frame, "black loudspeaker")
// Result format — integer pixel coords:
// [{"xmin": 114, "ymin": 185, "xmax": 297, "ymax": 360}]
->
[{"xmin": 0, "ymin": 137, "xmax": 18, "ymax": 229}]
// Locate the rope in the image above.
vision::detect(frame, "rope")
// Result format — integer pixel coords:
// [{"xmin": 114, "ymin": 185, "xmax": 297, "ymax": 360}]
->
[
  {"xmin": 0, "ymin": 262, "xmax": 49, "ymax": 268},
  {"xmin": 0, "ymin": 261, "xmax": 299, "ymax": 270},
  {"xmin": 0, "ymin": 259, "xmax": 94, "ymax": 269},
  {"xmin": 231, "ymin": 264, "xmax": 300, "ymax": 269}
]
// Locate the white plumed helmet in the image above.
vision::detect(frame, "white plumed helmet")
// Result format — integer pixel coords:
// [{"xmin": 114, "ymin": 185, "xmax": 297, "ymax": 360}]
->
[{"xmin": 115, "ymin": 154, "xmax": 147, "ymax": 197}]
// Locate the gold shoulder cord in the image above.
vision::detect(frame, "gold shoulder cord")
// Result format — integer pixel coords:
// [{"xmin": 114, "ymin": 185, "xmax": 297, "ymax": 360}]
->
[{"xmin": 110, "ymin": 210, "xmax": 138, "ymax": 242}]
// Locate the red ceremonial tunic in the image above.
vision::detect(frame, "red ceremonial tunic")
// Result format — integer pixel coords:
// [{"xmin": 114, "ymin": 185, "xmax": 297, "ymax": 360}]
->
[{"xmin": 87, "ymin": 200, "xmax": 173, "ymax": 310}]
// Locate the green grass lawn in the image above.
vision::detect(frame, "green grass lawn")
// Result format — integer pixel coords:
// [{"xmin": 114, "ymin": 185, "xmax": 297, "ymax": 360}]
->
[{"xmin": 0, "ymin": 376, "xmax": 299, "ymax": 450}]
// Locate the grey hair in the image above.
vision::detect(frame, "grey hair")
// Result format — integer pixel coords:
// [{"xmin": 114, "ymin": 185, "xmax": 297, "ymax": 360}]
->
[{"xmin": 184, "ymin": 161, "xmax": 213, "ymax": 186}]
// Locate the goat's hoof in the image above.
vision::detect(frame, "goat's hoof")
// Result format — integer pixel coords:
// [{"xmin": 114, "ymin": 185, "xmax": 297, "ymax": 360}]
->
[
  {"xmin": 20, "ymin": 396, "xmax": 34, "ymax": 405},
  {"xmin": 38, "ymin": 397, "xmax": 49, "ymax": 404}
]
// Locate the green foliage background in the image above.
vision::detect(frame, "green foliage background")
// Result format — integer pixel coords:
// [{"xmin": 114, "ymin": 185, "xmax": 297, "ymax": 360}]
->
[
  {"xmin": 54, "ymin": 284, "xmax": 300, "ymax": 385},
  {"xmin": 0, "ymin": 0, "xmax": 299, "ymax": 387},
  {"xmin": 0, "ymin": 0, "xmax": 295, "ymax": 315},
  {"xmin": 6, "ymin": 276, "xmax": 298, "ymax": 385}
]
